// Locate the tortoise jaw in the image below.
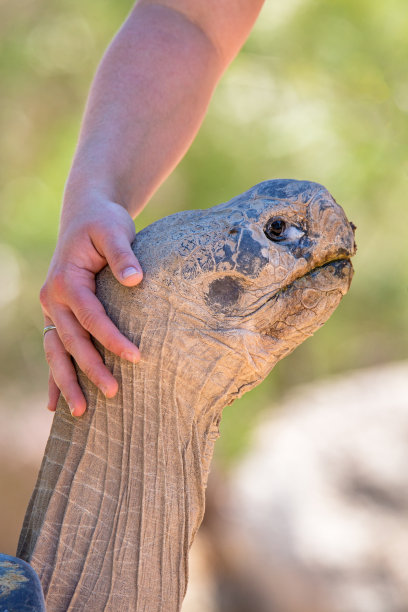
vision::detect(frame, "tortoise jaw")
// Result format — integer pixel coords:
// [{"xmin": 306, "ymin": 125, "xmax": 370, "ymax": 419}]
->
[
  {"xmin": 307, "ymin": 257, "xmax": 354, "ymax": 293},
  {"xmin": 246, "ymin": 257, "xmax": 353, "ymax": 344},
  {"xmin": 275, "ymin": 257, "xmax": 354, "ymax": 302}
]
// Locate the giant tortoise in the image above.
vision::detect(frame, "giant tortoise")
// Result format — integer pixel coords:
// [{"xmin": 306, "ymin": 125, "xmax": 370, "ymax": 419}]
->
[{"xmin": 5, "ymin": 179, "xmax": 355, "ymax": 611}]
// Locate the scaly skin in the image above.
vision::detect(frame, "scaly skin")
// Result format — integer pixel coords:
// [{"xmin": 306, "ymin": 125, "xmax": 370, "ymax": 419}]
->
[{"xmin": 18, "ymin": 179, "xmax": 356, "ymax": 611}]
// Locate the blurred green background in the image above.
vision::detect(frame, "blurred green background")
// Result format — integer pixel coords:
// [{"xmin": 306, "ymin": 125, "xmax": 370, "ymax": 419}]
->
[{"xmin": 0, "ymin": 0, "xmax": 407, "ymax": 549}]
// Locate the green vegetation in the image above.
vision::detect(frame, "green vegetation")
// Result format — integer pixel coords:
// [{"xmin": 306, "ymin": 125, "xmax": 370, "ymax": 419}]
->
[{"xmin": 1, "ymin": 0, "xmax": 407, "ymax": 467}]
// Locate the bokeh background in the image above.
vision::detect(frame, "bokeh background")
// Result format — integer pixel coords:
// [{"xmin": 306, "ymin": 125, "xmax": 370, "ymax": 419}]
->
[{"xmin": 0, "ymin": 0, "xmax": 407, "ymax": 609}]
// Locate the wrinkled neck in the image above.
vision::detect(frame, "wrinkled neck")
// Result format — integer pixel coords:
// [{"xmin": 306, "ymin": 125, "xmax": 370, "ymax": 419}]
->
[{"xmin": 18, "ymin": 304, "xmax": 264, "ymax": 612}]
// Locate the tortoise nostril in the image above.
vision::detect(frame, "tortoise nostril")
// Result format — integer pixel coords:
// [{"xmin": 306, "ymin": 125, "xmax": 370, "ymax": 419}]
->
[{"xmin": 350, "ymin": 221, "xmax": 357, "ymax": 234}]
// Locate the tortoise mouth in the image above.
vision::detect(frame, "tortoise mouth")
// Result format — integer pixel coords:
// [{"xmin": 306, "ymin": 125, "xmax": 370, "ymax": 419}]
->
[
  {"xmin": 256, "ymin": 257, "xmax": 354, "ymax": 340},
  {"xmin": 280, "ymin": 257, "xmax": 353, "ymax": 296},
  {"xmin": 308, "ymin": 256, "xmax": 353, "ymax": 282},
  {"xmin": 268, "ymin": 256, "xmax": 353, "ymax": 304},
  {"xmin": 245, "ymin": 257, "xmax": 353, "ymax": 320}
]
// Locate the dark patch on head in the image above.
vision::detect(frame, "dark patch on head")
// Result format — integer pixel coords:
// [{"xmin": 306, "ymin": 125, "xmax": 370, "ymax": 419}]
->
[
  {"xmin": 235, "ymin": 229, "xmax": 268, "ymax": 277},
  {"xmin": 220, "ymin": 243, "xmax": 235, "ymax": 268},
  {"xmin": 207, "ymin": 277, "xmax": 243, "ymax": 313}
]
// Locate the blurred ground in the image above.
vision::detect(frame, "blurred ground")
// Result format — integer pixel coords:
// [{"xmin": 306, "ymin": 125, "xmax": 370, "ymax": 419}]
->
[{"xmin": 227, "ymin": 361, "xmax": 408, "ymax": 612}]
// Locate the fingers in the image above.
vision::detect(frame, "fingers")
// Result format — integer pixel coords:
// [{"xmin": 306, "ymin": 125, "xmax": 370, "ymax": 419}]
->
[
  {"xmin": 99, "ymin": 231, "xmax": 143, "ymax": 287},
  {"xmin": 69, "ymin": 288, "xmax": 140, "ymax": 363},
  {"xmin": 43, "ymin": 320, "xmax": 87, "ymax": 417},
  {"xmin": 47, "ymin": 372, "xmax": 60, "ymax": 412},
  {"xmin": 46, "ymin": 308, "xmax": 121, "ymax": 404},
  {"xmin": 41, "ymin": 269, "xmax": 141, "ymax": 418},
  {"xmin": 43, "ymin": 281, "xmax": 140, "ymax": 414}
]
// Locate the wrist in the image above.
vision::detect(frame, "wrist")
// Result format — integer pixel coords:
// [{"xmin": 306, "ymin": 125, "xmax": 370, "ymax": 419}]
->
[
  {"xmin": 62, "ymin": 175, "xmax": 132, "ymax": 225},
  {"xmin": 63, "ymin": 146, "xmax": 138, "ymax": 212},
  {"xmin": 60, "ymin": 191, "xmax": 131, "ymax": 239},
  {"xmin": 64, "ymin": 169, "xmax": 117, "ymax": 204}
]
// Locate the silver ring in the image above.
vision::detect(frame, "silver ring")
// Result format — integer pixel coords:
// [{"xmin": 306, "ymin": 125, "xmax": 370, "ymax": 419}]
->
[{"xmin": 43, "ymin": 325, "xmax": 57, "ymax": 337}]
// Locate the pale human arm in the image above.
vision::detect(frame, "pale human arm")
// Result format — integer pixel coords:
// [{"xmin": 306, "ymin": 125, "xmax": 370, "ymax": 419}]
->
[{"xmin": 40, "ymin": 0, "xmax": 264, "ymax": 417}]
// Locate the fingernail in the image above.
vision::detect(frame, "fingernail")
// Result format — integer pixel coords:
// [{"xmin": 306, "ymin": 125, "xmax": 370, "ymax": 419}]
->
[
  {"xmin": 68, "ymin": 403, "xmax": 75, "ymax": 416},
  {"xmin": 101, "ymin": 383, "xmax": 118, "ymax": 398},
  {"xmin": 121, "ymin": 351, "xmax": 140, "ymax": 364},
  {"xmin": 122, "ymin": 266, "xmax": 141, "ymax": 279}
]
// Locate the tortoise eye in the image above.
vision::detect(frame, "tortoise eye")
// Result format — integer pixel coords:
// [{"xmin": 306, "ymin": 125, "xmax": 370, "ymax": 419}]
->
[{"xmin": 264, "ymin": 218, "xmax": 287, "ymax": 241}]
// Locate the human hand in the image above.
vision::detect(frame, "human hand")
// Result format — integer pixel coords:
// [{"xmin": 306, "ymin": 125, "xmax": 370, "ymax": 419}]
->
[{"xmin": 40, "ymin": 197, "xmax": 142, "ymax": 417}]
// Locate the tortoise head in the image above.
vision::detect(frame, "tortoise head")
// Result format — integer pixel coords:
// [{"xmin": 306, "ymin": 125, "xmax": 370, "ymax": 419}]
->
[{"xmin": 98, "ymin": 179, "xmax": 356, "ymax": 384}]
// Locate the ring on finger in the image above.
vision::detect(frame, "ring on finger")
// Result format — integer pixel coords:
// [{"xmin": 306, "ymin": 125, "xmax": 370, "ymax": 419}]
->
[{"xmin": 43, "ymin": 325, "xmax": 57, "ymax": 337}]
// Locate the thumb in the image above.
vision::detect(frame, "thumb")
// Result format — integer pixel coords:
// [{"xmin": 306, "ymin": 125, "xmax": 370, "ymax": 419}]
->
[{"xmin": 102, "ymin": 232, "xmax": 143, "ymax": 287}]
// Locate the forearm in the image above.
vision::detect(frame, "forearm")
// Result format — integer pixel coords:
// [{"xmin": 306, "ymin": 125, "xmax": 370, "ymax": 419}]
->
[
  {"xmin": 42, "ymin": 0, "xmax": 264, "ymax": 415},
  {"xmin": 65, "ymin": 3, "xmax": 234, "ymax": 218}
]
